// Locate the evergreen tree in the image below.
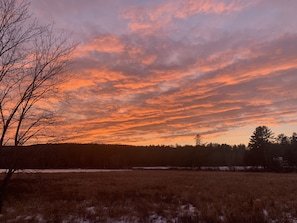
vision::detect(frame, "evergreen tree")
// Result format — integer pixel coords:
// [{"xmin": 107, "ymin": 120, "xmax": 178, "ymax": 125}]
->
[
  {"xmin": 248, "ymin": 126, "xmax": 274, "ymax": 150},
  {"xmin": 248, "ymin": 126, "xmax": 274, "ymax": 167}
]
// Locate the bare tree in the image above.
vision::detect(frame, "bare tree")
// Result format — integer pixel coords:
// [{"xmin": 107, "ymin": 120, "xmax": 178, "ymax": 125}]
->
[
  {"xmin": 195, "ymin": 133, "xmax": 202, "ymax": 146},
  {"xmin": 0, "ymin": 0, "xmax": 76, "ymax": 212}
]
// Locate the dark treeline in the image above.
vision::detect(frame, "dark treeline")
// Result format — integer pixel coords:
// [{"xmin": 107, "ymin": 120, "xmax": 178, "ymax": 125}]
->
[
  {"xmin": 0, "ymin": 126, "xmax": 296, "ymax": 171},
  {"xmin": 0, "ymin": 143, "xmax": 246, "ymax": 169},
  {"xmin": 0, "ymin": 142, "xmax": 296, "ymax": 171}
]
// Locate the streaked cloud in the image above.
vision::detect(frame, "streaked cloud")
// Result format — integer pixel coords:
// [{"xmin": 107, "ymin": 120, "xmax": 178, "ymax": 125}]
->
[
  {"xmin": 122, "ymin": 0, "xmax": 255, "ymax": 34},
  {"xmin": 29, "ymin": 0, "xmax": 297, "ymax": 145}
]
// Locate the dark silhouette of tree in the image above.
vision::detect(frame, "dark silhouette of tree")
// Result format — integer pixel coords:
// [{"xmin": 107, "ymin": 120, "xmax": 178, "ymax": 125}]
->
[
  {"xmin": 248, "ymin": 126, "xmax": 274, "ymax": 150},
  {"xmin": 0, "ymin": 0, "xmax": 76, "ymax": 212},
  {"xmin": 248, "ymin": 126, "xmax": 274, "ymax": 167},
  {"xmin": 195, "ymin": 134, "xmax": 202, "ymax": 146},
  {"xmin": 291, "ymin": 132, "xmax": 297, "ymax": 144},
  {"xmin": 276, "ymin": 134, "xmax": 290, "ymax": 145}
]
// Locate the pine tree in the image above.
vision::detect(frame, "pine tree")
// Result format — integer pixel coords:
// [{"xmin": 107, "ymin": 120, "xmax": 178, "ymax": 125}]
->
[{"xmin": 248, "ymin": 126, "xmax": 274, "ymax": 150}]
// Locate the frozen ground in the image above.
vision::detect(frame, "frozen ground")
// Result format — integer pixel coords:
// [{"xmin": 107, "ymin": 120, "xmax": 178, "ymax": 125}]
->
[
  {"xmin": 3, "ymin": 204, "xmax": 297, "ymax": 223},
  {"xmin": 1, "ymin": 204, "xmax": 199, "ymax": 223}
]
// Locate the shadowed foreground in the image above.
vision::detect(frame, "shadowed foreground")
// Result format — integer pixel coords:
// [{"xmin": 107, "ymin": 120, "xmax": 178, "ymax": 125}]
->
[{"xmin": 1, "ymin": 170, "xmax": 297, "ymax": 222}]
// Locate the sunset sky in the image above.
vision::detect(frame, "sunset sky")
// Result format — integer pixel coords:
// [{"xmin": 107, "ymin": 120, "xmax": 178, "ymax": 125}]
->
[{"xmin": 29, "ymin": 0, "xmax": 297, "ymax": 146}]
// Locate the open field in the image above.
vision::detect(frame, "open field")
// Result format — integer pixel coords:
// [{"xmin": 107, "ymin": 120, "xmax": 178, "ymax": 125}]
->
[{"xmin": 1, "ymin": 170, "xmax": 297, "ymax": 223}]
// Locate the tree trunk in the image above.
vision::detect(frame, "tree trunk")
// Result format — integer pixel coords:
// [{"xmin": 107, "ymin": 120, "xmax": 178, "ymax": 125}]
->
[{"xmin": 0, "ymin": 169, "xmax": 14, "ymax": 214}]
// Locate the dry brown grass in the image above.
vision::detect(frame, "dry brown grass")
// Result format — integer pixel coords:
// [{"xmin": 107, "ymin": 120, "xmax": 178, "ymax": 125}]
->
[{"xmin": 1, "ymin": 170, "xmax": 297, "ymax": 222}]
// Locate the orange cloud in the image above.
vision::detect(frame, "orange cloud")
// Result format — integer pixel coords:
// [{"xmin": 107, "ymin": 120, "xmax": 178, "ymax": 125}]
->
[
  {"xmin": 123, "ymin": 0, "xmax": 255, "ymax": 33},
  {"xmin": 176, "ymin": 0, "xmax": 249, "ymax": 18},
  {"xmin": 61, "ymin": 57, "xmax": 296, "ymax": 145},
  {"xmin": 75, "ymin": 35, "xmax": 124, "ymax": 57},
  {"xmin": 26, "ymin": 1, "xmax": 297, "ymax": 146}
]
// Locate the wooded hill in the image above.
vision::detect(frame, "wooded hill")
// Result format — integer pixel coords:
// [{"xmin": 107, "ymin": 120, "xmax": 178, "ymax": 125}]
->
[{"xmin": 0, "ymin": 143, "xmax": 297, "ymax": 171}]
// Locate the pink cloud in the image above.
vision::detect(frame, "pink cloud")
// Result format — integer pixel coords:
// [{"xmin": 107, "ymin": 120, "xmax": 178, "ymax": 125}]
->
[
  {"xmin": 59, "ymin": 31, "xmax": 297, "ymax": 145},
  {"xmin": 26, "ymin": 0, "xmax": 297, "ymax": 146},
  {"xmin": 176, "ymin": 0, "xmax": 253, "ymax": 18},
  {"xmin": 122, "ymin": 0, "xmax": 255, "ymax": 34},
  {"xmin": 80, "ymin": 35, "xmax": 124, "ymax": 53}
]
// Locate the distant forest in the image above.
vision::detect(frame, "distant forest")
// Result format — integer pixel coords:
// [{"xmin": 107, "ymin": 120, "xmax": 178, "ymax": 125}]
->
[{"xmin": 0, "ymin": 135, "xmax": 297, "ymax": 172}]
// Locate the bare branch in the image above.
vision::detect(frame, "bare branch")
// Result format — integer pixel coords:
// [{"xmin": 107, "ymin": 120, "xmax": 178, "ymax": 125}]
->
[{"xmin": 0, "ymin": 0, "xmax": 76, "ymax": 146}]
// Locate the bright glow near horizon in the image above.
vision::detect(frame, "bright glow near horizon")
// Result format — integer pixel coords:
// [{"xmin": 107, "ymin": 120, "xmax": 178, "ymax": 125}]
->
[{"xmin": 29, "ymin": 0, "xmax": 297, "ymax": 146}]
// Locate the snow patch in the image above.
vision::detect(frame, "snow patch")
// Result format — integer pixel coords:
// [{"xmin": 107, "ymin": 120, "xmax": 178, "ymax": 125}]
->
[
  {"xmin": 149, "ymin": 214, "xmax": 168, "ymax": 223},
  {"xmin": 263, "ymin": 209, "xmax": 268, "ymax": 218},
  {"xmin": 85, "ymin": 206, "xmax": 96, "ymax": 215},
  {"xmin": 180, "ymin": 204, "xmax": 196, "ymax": 215}
]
